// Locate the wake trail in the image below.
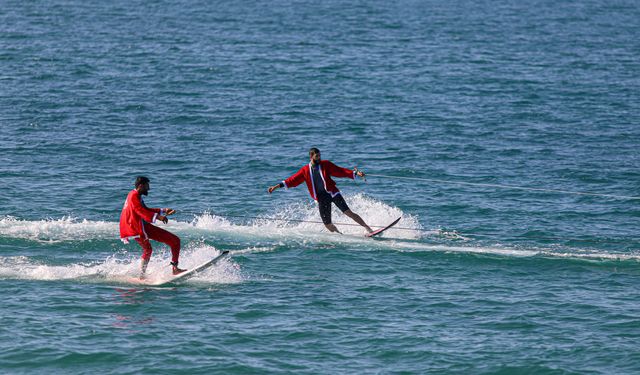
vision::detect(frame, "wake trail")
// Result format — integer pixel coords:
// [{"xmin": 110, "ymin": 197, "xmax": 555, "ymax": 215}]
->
[{"xmin": 1, "ymin": 194, "xmax": 637, "ymax": 264}]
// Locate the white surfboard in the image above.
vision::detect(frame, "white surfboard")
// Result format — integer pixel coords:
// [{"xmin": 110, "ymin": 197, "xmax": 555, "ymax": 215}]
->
[{"xmin": 147, "ymin": 250, "xmax": 230, "ymax": 287}]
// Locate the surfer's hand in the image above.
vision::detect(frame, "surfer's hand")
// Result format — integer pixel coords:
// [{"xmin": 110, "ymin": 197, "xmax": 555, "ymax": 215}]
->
[
  {"xmin": 268, "ymin": 185, "xmax": 278, "ymax": 194},
  {"xmin": 355, "ymin": 169, "xmax": 366, "ymax": 178},
  {"xmin": 165, "ymin": 208, "xmax": 176, "ymax": 215},
  {"xmin": 158, "ymin": 215, "xmax": 169, "ymax": 224}
]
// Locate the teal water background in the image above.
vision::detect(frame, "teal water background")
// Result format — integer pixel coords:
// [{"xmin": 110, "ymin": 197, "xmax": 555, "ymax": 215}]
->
[{"xmin": 1, "ymin": 0, "xmax": 639, "ymax": 373}]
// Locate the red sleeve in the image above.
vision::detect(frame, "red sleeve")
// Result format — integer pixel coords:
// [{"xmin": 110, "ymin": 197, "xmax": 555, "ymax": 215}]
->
[
  {"xmin": 130, "ymin": 192, "xmax": 158, "ymax": 222},
  {"xmin": 283, "ymin": 166, "xmax": 307, "ymax": 188},
  {"xmin": 140, "ymin": 200, "xmax": 161, "ymax": 214},
  {"xmin": 326, "ymin": 161, "xmax": 355, "ymax": 179}
]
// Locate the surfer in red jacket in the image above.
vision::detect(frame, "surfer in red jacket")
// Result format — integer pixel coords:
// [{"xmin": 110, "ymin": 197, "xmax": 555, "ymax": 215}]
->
[
  {"xmin": 268, "ymin": 148, "xmax": 373, "ymax": 234},
  {"xmin": 120, "ymin": 176, "xmax": 185, "ymax": 277}
]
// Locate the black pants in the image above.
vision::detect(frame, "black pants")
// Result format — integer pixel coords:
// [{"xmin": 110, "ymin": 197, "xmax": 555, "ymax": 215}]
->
[{"xmin": 318, "ymin": 193, "xmax": 350, "ymax": 225}]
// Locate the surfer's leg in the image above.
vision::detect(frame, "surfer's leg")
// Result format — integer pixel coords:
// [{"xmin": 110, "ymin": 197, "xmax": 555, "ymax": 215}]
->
[
  {"xmin": 134, "ymin": 237, "xmax": 153, "ymax": 277},
  {"xmin": 334, "ymin": 195, "xmax": 373, "ymax": 233},
  {"xmin": 344, "ymin": 210, "xmax": 373, "ymax": 232},
  {"xmin": 318, "ymin": 197, "xmax": 341, "ymax": 233},
  {"xmin": 144, "ymin": 223, "xmax": 181, "ymax": 264}
]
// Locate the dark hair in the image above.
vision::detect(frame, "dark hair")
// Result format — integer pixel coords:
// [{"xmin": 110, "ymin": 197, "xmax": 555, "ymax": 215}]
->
[
  {"xmin": 135, "ymin": 176, "xmax": 150, "ymax": 187},
  {"xmin": 309, "ymin": 147, "xmax": 320, "ymax": 156}
]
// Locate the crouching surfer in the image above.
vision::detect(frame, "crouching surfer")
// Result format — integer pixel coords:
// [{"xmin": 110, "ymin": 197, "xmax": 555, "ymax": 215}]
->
[{"xmin": 120, "ymin": 176, "xmax": 185, "ymax": 278}]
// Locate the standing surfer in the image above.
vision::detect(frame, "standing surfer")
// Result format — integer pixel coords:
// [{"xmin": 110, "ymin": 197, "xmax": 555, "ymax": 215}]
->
[
  {"xmin": 268, "ymin": 148, "xmax": 373, "ymax": 234},
  {"xmin": 120, "ymin": 176, "xmax": 185, "ymax": 277}
]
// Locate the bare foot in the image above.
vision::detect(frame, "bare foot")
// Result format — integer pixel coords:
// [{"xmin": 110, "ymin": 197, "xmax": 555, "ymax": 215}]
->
[{"xmin": 172, "ymin": 267, "xmax": 187, "ymax": 275}]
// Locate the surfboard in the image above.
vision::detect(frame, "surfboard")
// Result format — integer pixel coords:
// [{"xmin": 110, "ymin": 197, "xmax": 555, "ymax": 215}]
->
[
  {"xmin": 366, "ymin": 217, "xmax": 401, "ymax": 238},
  {"xmin": 148, "ymin": 250, "xmax": 230, "ymax": 286}
]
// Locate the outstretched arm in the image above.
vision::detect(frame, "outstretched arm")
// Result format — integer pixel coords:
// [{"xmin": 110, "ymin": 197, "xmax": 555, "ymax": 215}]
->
[
  {"xmin": 268, "ymin": 166, "xmax": 306, "ymax": 194},
  {"xmin": 268, "ymin": 182, "xmax": 284, "ymax": 194},
  {"xmin": 327, "ymin": 161, "xmax": 365, "ymax": 180}
]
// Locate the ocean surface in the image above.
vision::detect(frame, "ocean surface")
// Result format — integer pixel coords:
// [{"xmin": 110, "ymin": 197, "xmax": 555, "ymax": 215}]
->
[{"xmin": 1, "ymin": 0, "xmax": 639, "ymax": 373}]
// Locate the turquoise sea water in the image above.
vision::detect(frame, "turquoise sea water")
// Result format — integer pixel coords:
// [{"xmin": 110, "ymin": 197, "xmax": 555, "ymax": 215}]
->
[{"xmin": 1, "ymin": 0, "xmax": 639, "ymax": 373}]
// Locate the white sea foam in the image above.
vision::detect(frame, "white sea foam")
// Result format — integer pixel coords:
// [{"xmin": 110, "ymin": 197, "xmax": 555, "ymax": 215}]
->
[
  {"xmin": 0, "ymin": 243, "xmax": 244, "ymax": 285},
  {"xmin": 0, "ymin": 216, "xmax": 116, "ymax": 242},
  {"xmin": 0, "ymin": 195, "xmax": 420, "ymax": 242},
  {"xmin": 188, "ymin": 193, "xmax": 423, "ymax": 239}
]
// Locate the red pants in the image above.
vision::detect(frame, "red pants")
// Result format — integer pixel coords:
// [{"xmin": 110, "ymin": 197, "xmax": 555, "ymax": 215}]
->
[{"xmin": 135, "ymin": 222, "xmax": 181, "ymax": 263}]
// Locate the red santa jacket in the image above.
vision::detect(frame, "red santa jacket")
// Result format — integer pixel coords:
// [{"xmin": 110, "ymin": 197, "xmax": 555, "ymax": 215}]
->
[
  {"xmin": 283, "ymin": 160, "xmax": 357, "ymax": 200},
  {"xmin": 119, "ymin": 189, "xmax": 163, "ymax": 242}
]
